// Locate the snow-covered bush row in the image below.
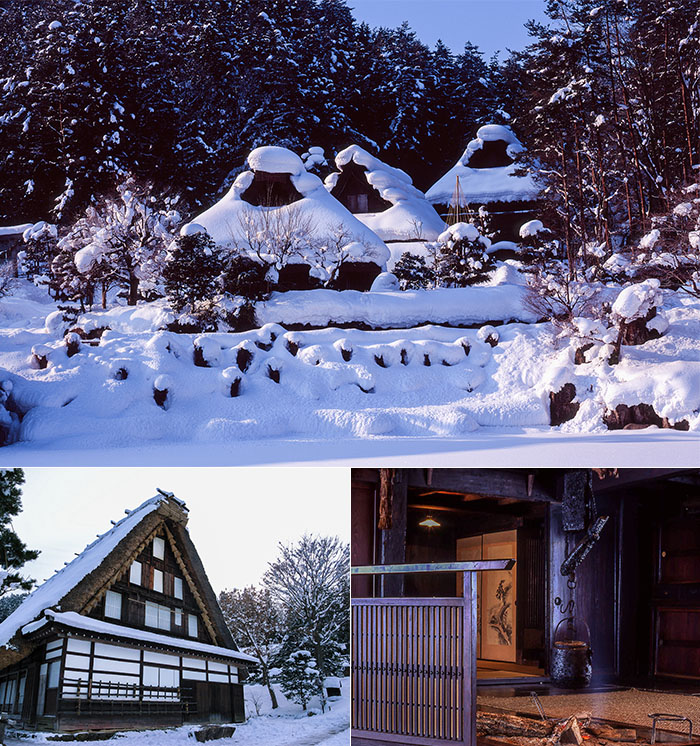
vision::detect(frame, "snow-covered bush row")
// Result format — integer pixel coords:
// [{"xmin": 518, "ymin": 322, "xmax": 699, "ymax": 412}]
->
[{"xmin": 0, "ymin": 286, "xmax": 698, "ymax": 452}]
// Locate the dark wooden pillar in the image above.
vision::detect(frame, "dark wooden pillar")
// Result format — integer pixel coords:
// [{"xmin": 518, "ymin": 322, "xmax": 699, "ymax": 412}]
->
[
  {"xmin": 380, "ymin": 470, "xmax": 407, "ymax": 598},
  {"xmin": 351, "ymin": 479, "xmax": 377, "ymax": 598}
]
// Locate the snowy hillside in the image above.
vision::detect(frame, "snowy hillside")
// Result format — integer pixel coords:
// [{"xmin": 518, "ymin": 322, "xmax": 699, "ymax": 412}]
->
[{"xmin": 0, "ymin": 273, "xmax": 698, "ymax": 462}]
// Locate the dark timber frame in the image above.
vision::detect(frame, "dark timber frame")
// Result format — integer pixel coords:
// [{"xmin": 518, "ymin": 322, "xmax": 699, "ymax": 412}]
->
[{"xmin": 351, "ymin": 561, "xmax": 514, "ymax": 746}]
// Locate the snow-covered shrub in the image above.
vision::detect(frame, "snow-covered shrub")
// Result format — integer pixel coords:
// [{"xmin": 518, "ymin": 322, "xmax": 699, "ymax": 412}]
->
[
  {"xmin": 60, "ymin": 178, "xmax": 180, "ymax": 308},
  {"xmin": 370, "ymin": 272, "xmax": 399, "ymax": 292},
  {"xmin": 315, "ymin": 226, "xmax": 379, "ymax": 290},
  {"xmin": 518, "ymin": 219, "xmax": 558, "ymax": 262},
  {"xmin": 235, "ymin": 204, "xmax": 316, "ymax": 277},
  {"xmin": 433, "ymin": 222, "xmax": 494, "ymax": 286},
  {"xmin": 18, "ymin": 221, "xmax": 58, "ymax": 290},
  {"xmin": 279, "ymin": 650, "xmax": 320, "ymax": 712},
  {"xmin": 163, "ymin": 230, "xmax": 223, "ymax": 332},
  {"xmin": 0, "ymin": 380, "xmax": 19, "ymax": 446},
  {"xmin": 393, "ymin": 251, "xmax": 436, "ymax": 290},
  {"xmin": 525, "ymin": 259, "xmax": 598, "ymax": 323},
  {"xmin": 0, "ymin": 261, "xmax": 16, "ymax": 299}
]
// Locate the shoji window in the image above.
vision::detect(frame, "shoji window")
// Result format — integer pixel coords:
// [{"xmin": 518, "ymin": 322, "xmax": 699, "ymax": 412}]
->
[{"xmin": 105, "ymin": 590, "xmax": 122, "ymax": 620}]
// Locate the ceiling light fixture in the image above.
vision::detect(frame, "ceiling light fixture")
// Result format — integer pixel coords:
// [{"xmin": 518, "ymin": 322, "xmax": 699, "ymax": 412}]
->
[{"xmin": 419, "ymin": 516, "xmax": 440, "ymax": 528}]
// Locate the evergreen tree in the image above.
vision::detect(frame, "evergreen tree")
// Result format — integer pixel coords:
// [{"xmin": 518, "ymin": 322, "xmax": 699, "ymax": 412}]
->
[
  {"xmin": 435, "ymin": 222, "xmax": 494, "ymax": 286},
  {"xmin": 163, "ymin": 230, "xmax": 223, "ymax": 325},
  {"xmin": 0, "ymin": 592, "xmax": 29, "ymax": 623},
  {"xmin": 0, "ymin": 469, "xmax": 39, "ymax": 596},
  {"xmin": 279, "ymin": 649, "xmax": 319, "ymax": 711}
]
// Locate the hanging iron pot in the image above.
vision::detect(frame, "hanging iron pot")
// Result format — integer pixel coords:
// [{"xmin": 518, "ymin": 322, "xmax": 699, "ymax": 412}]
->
[{"xmin": 551, "ymin": 617, "xmax": 592, "ymax": 689}]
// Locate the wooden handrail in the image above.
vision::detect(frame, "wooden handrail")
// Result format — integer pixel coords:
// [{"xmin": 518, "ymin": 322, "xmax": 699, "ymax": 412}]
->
[{"xmin": 351, "ymin": 559, "xmax": 514, "ymax": 575}]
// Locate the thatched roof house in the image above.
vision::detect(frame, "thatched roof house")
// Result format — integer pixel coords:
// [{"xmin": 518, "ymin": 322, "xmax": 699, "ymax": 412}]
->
[
  {"xmin": 0, "ymin": 490, "xmax": 254, "ymax": 732},
  {"xmin": 325, "ymin": 145, "xmax": 445, "ymax": 244},
  {"xmin": 187, "ymin": 146, "xmax": 391, "ymax": 291},
  {"xmin": 425, "ymin": 124, "xmax": 540, "ymax": 243}
]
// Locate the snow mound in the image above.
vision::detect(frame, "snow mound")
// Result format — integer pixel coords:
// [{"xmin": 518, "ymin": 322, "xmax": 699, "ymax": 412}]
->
[
  {"xmin": 519, "ymin": 219, "xmax": 545, "ymax": 238},
  {"xmin": 326, "ymin": 145, "xmax": 445, "ymax": 242},
  {"xmin": 612, "ymin": 279, "xmax": 662, "ymax": 322}
]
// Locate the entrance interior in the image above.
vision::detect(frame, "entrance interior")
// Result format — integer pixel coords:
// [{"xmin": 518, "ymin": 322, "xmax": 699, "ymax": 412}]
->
[{"xmin": 405, "ymin": 488, "xmax": 547, "ymax": 684}]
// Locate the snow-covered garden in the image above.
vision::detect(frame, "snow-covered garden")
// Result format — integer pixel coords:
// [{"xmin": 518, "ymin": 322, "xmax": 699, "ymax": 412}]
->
[
  {"xmin": 1, "ymin": 145, "xmax": 699, "ymax": 463},
  {"xmin": 1, "ymin": 0, "xmax": 699, "ymax": 463}
]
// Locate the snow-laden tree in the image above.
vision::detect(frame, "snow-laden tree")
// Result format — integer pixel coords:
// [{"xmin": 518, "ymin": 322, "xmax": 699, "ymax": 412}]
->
[
  {"xmin": 434, "ymin": 222, "xmax": 494, "ymax": 287},
  {"xmin": 0, "ymin": 469, "xmax": 39, "ymax": 595},
  {"xmin": 631, "ymin": 183, "xmax": 700, "ymax": 299},
  {"xmin": 64, "ymin": 179, "xmax": 180, "ymax": 307},
  {"xmin": 278, "ymin": 650, "xmax": 320, "ymax": 712},
  {"xmin": 218, "ymin": 586, "xmax": 283, "ymax": 709},
  {"xmin": 264, "ymin": 534, "xmax": 349, "ymax": 677},
  {"xmin": 0, "ymin": 592, "xmax": 29, "ymax": 623}
]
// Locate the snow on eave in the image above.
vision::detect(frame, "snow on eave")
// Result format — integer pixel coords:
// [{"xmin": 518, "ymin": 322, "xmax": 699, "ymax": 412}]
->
[
  {"xmin": 0, "ymin": 493, "xmax": 181, "ymax": 651},
  {"xmin": 425, "ymin": 162, "xmax": 540, "ymax": 206},
  {"xmin": 22, "ymin": 611, "xmax": 257, "ymax": 664}
]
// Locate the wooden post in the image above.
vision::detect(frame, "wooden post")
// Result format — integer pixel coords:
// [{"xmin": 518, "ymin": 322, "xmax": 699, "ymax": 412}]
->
[
  {"xmin": 380, "ymin": 471, "xmax": 407, "ymax": 598},
  {"xmin": 462, "ymin": 570, "xmax": 477, "ymax": 746},
  {"xmin": 380, "ymin": 469, "xmax": 408, "ymax": 598}
]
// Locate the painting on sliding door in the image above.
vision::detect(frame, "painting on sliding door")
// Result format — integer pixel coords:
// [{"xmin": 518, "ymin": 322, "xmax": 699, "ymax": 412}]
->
[{"xmin": 457, "ymin": 529, "xmax": 517, "ymax": 663}]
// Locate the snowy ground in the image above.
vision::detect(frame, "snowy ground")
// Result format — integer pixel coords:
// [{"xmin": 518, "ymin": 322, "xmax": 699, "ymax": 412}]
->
[
  {"xmin": 1, "ymin": 279, "xmax": 699, "ymax": 464},
  {"xmin": 4, "ymin": 680, "xmax": 349, "ymax": 745}
]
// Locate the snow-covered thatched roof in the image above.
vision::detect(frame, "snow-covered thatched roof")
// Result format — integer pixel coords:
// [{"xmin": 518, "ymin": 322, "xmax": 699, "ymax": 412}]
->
[
  {"xmin": 187, "ymin": 146, "xmax": 390, "ymax": 269},
  {"xmin": 325, "ymin": 145, "xmax": 445, "ymax": 242},
  {"xmin": 0, "ymin": 491, "xmax": 244, "ymax": 667},
  {"xmin": 425, "ymin": 124, "xmax": 540, "ymax": 207}
]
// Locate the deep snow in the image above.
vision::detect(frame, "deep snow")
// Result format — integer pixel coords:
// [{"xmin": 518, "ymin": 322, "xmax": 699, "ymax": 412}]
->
[{"xmin": 0, "ymin": 278, "xmax": 699, "ymax": 464}]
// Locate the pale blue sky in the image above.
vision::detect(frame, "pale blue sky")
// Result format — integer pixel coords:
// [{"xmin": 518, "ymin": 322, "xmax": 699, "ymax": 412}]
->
[
  {"xmin": 14, "ymin": 468, "xmax": 349, "ymax": 594},
  {"xmin": 348, "ymin": 0, "xmax": 548, "ymax": 59}
]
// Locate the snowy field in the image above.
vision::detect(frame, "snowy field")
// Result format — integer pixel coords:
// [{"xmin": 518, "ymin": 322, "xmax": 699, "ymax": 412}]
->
[
  {"xmin": 1, "ymin": 279, "xmax": 699, "ymax": 465},
  {"xmin": 4, "ymin": 680, "xmax": 350, "ymax": 746}
]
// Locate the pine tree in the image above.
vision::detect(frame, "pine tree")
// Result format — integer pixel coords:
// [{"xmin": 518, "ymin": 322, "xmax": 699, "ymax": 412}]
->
[
  {"xmin": 163, "ymin": 230, "xmax": 223, "ymax": 322},
  {"xmin": 279, "ymin": 650, "xmax": 319, "ymax": 711},
  {"xmin": 435, "ymin": 223, "xmax": 494, "ymax": 286},
  {"xmin": 0, "ymin": 469, "xmax": 39, "ymax": 596}
]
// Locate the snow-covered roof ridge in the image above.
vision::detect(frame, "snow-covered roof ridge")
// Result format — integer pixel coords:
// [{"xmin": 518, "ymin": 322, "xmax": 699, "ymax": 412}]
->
[
  {"xmin": 247, "ymin": 145, "xmax": 305, "ymax": 175},
  {"xmin": 22, "ymin": 611, "xmax": 257, "ymax": 664},
  {"xmin": 0, "ymin": 492, "xmax": 185, "ymax": 652},
  {"xmin": 331, "ymin": 145, "xmax": 416, "ymax": 194},
  {"xmin": 462, "ymin": 123, "xmax": 525, "ymax": 164},
  {"xmin": 325, "ymin": 145, "xmax": 446, "ymax": 242}
]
